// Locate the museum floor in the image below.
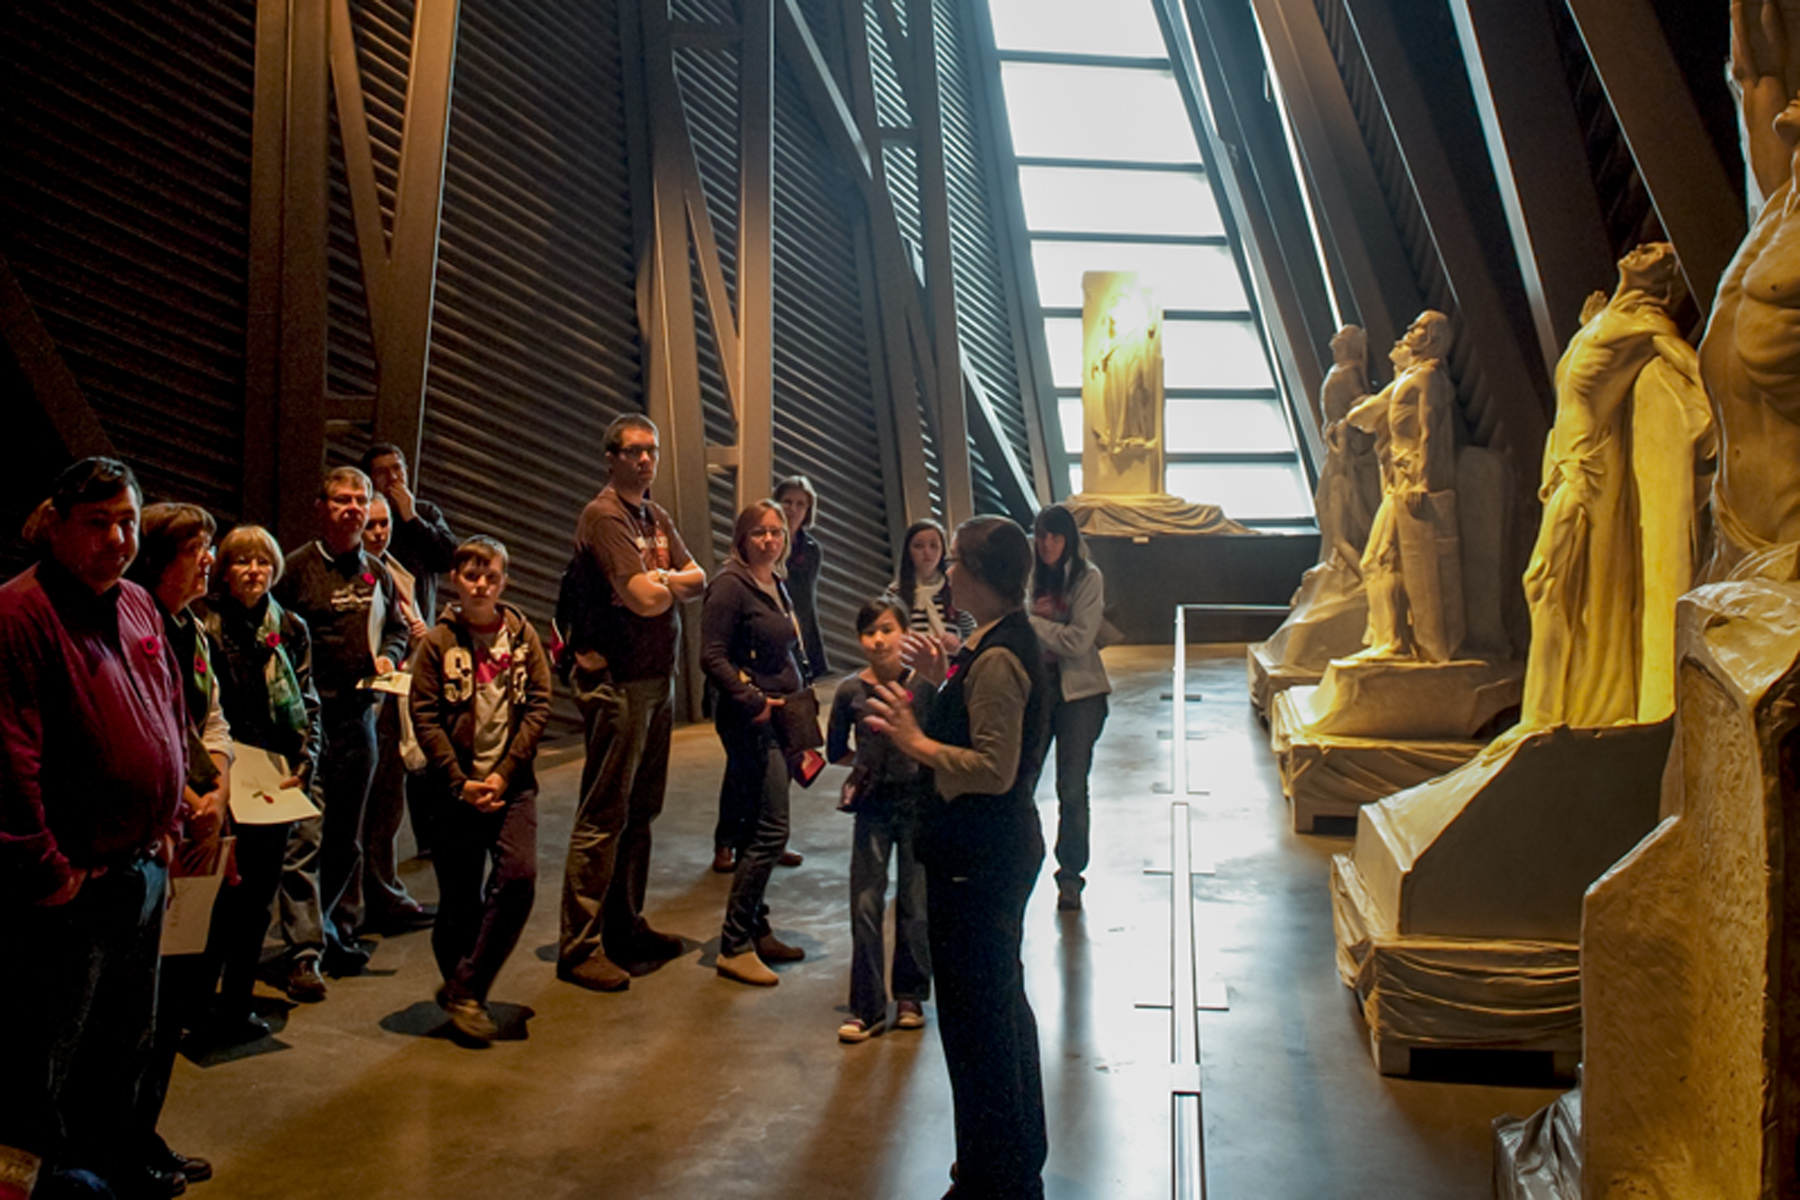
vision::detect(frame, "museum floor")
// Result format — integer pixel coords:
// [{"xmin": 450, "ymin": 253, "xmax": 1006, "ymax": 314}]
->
[{"xmin": 159, "ymin": 644, "xmax": 1563, "ymax": 1199}]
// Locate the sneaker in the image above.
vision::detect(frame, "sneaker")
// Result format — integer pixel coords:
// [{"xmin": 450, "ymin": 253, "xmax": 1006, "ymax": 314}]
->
[
  {"xmin": 557, "ymin": 954, "xmax": 630, "ymax": 992},
  {"xmin": 285, "ymin": 957, "xmax": 328, "ymax": 1002},
  {"xmin": 895, "ymin": 1000, "xmax": 926, "ymax": 1030},
  {"xmin": 716, "ymin": 950, "xmax": 779, "ymax": 986},
  {"xmin": 838, "ymin": 1016, "xmax": 885, "ymax": 1043},
  {"xmin": 754, "ymin": 933, "xmax": 805, "ymax": 962}
]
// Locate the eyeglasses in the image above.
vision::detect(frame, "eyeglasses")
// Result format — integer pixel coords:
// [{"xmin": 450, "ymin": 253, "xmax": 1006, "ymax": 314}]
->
[{"xmin": 612, "ymin": 445, "xmax": 659, "ymax": 460}]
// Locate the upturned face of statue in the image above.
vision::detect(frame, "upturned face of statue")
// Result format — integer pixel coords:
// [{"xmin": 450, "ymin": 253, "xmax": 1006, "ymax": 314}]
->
[
  {"xmin": 1618, "ymin": 242, "xmax": 1678, "ymax": 299},
  {"xmin": 1400, "ymin": 313, "xmax": 1448, "ymax": 364},
  {"xmin": 1330, "ymin": 326, "xmax": 1365, "ymax": 367}
]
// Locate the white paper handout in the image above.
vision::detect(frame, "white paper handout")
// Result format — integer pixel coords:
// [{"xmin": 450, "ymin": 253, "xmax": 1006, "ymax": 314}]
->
[
  {"xmin": 161, "ymin": 837, "xmax": 233, "ymax": 956},
  {"xmin": 228, "ymin": 743, "xmax": 321, "ymax": 824},
  {"xmin": 360, "ymin": 671, "xmax": 412, "ymax": 696}
]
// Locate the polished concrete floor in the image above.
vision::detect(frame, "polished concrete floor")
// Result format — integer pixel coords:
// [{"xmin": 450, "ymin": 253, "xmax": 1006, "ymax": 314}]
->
[{"xmin": 161, "ymin": 644, "xmax": 1562, "ymax": 1198}]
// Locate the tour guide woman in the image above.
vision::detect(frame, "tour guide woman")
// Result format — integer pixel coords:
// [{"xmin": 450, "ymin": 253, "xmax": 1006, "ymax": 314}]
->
[
  {"xmin": 867, "ymin": 515, "xmax": 1053, "ymax": 1199},
  {"xmin": 702, "ymin": 500, "xmax": 811, "ymax": 987}
]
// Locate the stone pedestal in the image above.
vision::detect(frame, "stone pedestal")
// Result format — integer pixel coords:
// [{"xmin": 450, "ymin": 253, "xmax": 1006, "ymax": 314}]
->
[
  {"xmin": 1268, "ymin": 656, "xmax": 1522, "ymax": 830},
  {"xmin": 1330, "ymin": 721, "xmax": 1669, "ymax": 1075},
  {"xmin": 1577, "ymin": 581, "xmax": 1800, "ymax": 1199}
]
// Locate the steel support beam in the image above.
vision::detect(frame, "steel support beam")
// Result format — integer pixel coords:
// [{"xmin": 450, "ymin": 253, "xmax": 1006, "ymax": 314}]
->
[
  {"xmin": 1249, "ymin": 0, "xmax": 1423, "ymax": 363},
  {"xmin": 247, "ymin": 0, "xmax": 331, "ymax": 549},
  {"xmin": 639, "ymin": 0, "xmax": 715, "ymax": 569},
  {"xmin": 1160, "ymin": 0, "xmax": 1328, "ymax": 477},
  {"xmin": 1565, "ymin": 0, "xmax": 1744, "ymax": 316},
  {"xmin": 736, "ymin": 0, "xmax": 775, "ymax": 508},
  {"xmin": 904, "ymin": 0, "xmax": 974, "ymax": 526},
  {"xmin": 0, "ymin": 253, "xmax": 115, "ymax": 461},
  {"xmin": 1343, "ymin": 0, "xmax": 1550, "ymax": 475},
  {"xmin": 1448, "ymin": 0, "xmax": 1614, "ymax": 375}
]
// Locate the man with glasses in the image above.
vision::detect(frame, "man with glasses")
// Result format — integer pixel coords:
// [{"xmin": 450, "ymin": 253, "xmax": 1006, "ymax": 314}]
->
[{"xmin": 558, "ymin": 415, "xmax": 705, "ymax": 991}]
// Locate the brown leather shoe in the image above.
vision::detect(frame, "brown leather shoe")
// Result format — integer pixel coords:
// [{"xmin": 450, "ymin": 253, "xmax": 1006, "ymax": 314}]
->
[
  {"xmin": 285, "ymin": 957, "xmax": 328, "ymax": 1002},
  {"xmin": 755, "ymin": 932, "xmax": 806, "ymax": 962},
  {"xmin": 711, "ymin": 846, "xmax": 736, "ymax": 874},
  {"xmin": 777, "ymin": 849, "xmax": 804, "ymax": 867},
  {"xmin": 558, "ymin": 954, "xmax": 630, "ymax": 992}
]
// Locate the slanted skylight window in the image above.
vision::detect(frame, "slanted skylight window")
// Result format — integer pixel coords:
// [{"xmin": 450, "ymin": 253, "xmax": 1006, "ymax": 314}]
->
[{"xmin": 985, "ymin": 0, "xmax": 1314, "ymax": 528}]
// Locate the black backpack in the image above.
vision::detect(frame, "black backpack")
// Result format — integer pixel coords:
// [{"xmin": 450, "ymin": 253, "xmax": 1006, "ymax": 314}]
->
[{"xmin": 553, "ymin": 548, "xmax": 611, "ymax": 681}]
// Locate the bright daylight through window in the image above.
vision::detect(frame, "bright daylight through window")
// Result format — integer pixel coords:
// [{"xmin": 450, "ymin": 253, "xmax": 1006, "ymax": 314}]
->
[{"xmin": 985, "ymin": 0, "xmax": 1313, "ymax": 526}]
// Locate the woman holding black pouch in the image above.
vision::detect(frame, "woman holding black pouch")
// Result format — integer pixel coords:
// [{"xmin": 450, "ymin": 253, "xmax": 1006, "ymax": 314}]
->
[{"xmin": 701, "ymin": 500, "xmax": 815, "ymax": 986}]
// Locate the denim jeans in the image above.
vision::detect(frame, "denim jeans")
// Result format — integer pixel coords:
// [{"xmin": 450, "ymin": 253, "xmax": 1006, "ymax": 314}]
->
[
  {"xmin": 1049, "ymin": 693, "xmax": 1108, "ymax": 889},
  {"xmin": 0, "ymin": 857, "xmax": 166, "ymax": 1177},
  {"xmin": 718, "ymin": 721, "xmax": 790, "ymax": 955},
  {"xmin": 316, "ymin": 698, "xmax": 380, "ymax": 953},
  {"xmin": 848, "ymin": 783, "xmax": 930, "ymax": 1024}
]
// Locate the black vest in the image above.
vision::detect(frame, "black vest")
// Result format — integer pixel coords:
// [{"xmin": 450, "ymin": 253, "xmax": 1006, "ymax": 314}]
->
[{"xmin": 920, "ymin": 609, "xmax": 1052, "ymax": 877}]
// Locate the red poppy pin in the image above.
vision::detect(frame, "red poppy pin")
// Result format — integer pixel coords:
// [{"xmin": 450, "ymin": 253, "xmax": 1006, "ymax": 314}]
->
[
  {"xmin": 194, "ymin": 654, "xmax": 207, "ymax": 676},
  {"xmin": 264, "ymin": 631, "xmax": 282, "ymax": 648},
  {"xmin": 361, "ymin": 572, "xmax": 376, "ymax": 586},
  {"xmin": 946, "ymin": 662, "xmax": 962, "ymax": 680},
  {"xmin": 140, "ymin": 635, "xmax": 160, "ymax": 657}
]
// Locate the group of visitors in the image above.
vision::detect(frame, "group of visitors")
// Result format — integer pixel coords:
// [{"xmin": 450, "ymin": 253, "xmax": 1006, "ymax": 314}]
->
[{"xmin": 0, "ymin": 410, "xmax": 1114, "ymax": 1200}]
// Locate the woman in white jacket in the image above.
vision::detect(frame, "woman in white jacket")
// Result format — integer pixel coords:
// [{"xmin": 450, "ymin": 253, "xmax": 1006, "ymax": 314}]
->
[{"xmin": 1028, "ymin": 504, "xmax": 1111, "ymax": 912}]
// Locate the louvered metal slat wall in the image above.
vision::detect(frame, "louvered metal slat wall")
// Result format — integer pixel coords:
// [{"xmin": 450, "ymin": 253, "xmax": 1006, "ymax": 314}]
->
[
  {"xmin": 932, "ymin": 0, "xmax": 1033, "ymax": 489},
  {"xmin": 1, "ymin": 0, "xmax": 255, "ymax": 520},
  {"xmin": 318, "ymin": 0, "xmax": 644, "ymax": 648}
]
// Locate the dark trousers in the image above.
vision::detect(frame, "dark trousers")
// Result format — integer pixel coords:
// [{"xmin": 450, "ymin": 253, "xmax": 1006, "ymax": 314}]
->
[
  {"xmin": 354, "ymin": 697, "xmax": 421, "ymax": 926},
  {"xmin": 927, "ymin": 842, "xmax": 1047, "ymax": 1198},
  {"xmin": 432, "ymin": 789, "xmax": 537, "ymax": 1001},
  {"xmin": 560, "ymin": 672, "xmax": 672, "ymax": 967},
  {"xmin": 848, "ymin": 788, "xmax": 930, "ymax": 1024},
  {"xmin": 0, "ymin": 858, "xmax": 166, "ymax": 1178},
  {"xmin": 718, "ymin": 721, "xmax": 790, "ymax": 955},
  {"xmin": 1049, "ymin": 693, "xmax": 1108, "ymax": 889},
  {"xmin": 277, "ymin": 813, "xmax": 326, "ymax": 959},
  {"xmin": 712, "ymin": 763, "xmax": 756, "ymax": 852},
  {"xmin": 214, "ymin": 821, "xmax": 291, "ymax": 1011},
  {"xmin": 317, "ymin": 698, "xmax": 380, "ymax": 954}
]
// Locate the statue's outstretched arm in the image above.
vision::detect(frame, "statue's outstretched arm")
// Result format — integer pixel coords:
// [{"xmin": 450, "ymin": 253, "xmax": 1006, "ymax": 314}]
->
[{"xmin": 1732, "ymin": 0, "xmax": 1792, "ymax": 202}]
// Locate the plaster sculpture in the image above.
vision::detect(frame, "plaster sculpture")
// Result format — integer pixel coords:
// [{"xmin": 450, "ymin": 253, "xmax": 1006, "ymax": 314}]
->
[
  {"xmin": 1330, "ymin": 249, "xmax": 1715, "ymax": 1075},
  {"xmin": 1080, "ymin": 271, "xmax": 1164, "ymax": 497},
  {"xmin": 1247, "ymin": 326, "xmax": 1380, "ymax": 717},
  {"xmin": 1068, "ymin": 270, "xmax": 1249, "ymax": 537},
  {"xmin": 1490, "ymin": 12, "xmax": 1800, "ymax": 1194},
  {"xmin": 1346, "ymin": 311, "xmax": 1465, "ymax": 664},
  {"xmin": 1266, "ymin": 313, "xmax": 1520, "ymax": 827},
  {"xmin": 1705, "ymin": 0, "xmax": 1800, "ymax": 580},
  {"xmin": 1520, "ymin": 243, "xmax": 1714, "ymax": 728}
]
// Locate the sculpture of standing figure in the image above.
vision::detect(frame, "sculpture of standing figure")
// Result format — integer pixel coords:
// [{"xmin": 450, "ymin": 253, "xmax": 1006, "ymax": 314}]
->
[
  {"xmin": 1519, "ymin": 243, "xmax": 1713, "ymax": 728},
  {"xmin": 1700, "ymin": 0, "xmax": 1800, "ymax": 578},
  {"xmin": 1313, "ymin": 326, "xmax": 1382, "ymax": 572},
  {"xmin": 1093, "ymin": 293, "xmax": 1160, "ymax": 453},
  {"xmin": 1344, "ymin": 311, "xmax": 1463, "ymax": 662}
]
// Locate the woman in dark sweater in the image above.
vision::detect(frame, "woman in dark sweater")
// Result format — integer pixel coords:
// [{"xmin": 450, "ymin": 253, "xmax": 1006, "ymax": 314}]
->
[
  {"xmin": 702, "ymin": 501, "xmax": 812, "ymax": 987},
  {"xmin": 776, "ymin": 475, "xmax": 829, "ymax": 682}
]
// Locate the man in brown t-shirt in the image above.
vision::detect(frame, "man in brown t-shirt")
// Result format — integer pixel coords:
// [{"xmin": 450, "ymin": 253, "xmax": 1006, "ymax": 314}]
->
[{"xmin": 558, "ymin": 414, "xmax": 706, "ymax": 991}]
